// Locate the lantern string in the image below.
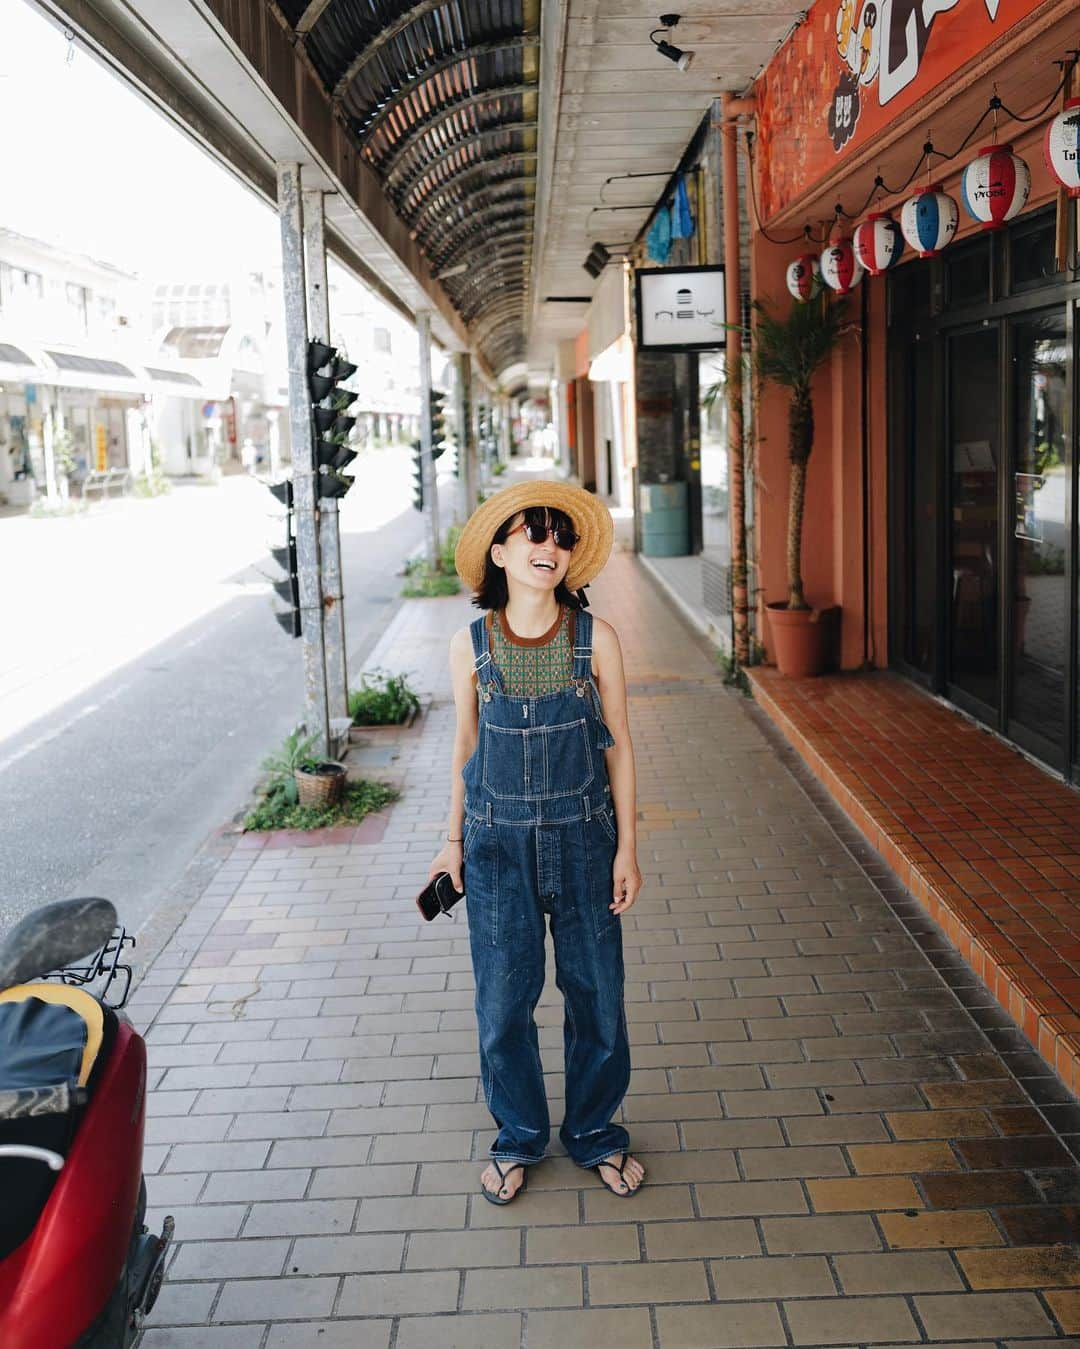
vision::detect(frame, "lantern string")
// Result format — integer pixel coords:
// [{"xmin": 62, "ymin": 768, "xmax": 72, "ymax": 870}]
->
[
  {"xmin": 993, "ymin": 69, "xmax": 1069, "ymax": 123},
  {"xmin": 742, "ymin": 131, "xmax": 813, "ymax": 245}
]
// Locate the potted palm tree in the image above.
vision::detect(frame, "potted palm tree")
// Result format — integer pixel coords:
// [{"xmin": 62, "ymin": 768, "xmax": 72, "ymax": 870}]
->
[{"xmin": 752, "ymin": 291, "xmax": 847, "ymax": 676}]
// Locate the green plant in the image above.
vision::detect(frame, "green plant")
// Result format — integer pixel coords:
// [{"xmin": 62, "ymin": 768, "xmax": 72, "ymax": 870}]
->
[
  {"xmin": 52, "ymin": 428, "xmax": 76, "ymax": 478},
  {"xmin": 441, "ymin": 524, "xmax": 462, "ymax": 574},
  {"xmin": 402, "ymin": 562, "xmax": 461, "ymax": 597},
  {"xmin": 259, "ymin": 727, "xmax": 321, "ymax": 806},
  {"xmin": 348, "ymin": 669, "xmax": 421, "ymax": 726},
  {"xmin": 706, "ymin": 293, "xmax": 847, "ymax": 611},
  {"xmin": 492, "ymin": 461, "xmax": 507, "ymax": 476},
  {"xmin": 133, "ymin": 472, "xmax": 172, "ymax": 498},
  {"xmin": 244, "ymin": 778, "xmax": 398, "ymax": 831}
]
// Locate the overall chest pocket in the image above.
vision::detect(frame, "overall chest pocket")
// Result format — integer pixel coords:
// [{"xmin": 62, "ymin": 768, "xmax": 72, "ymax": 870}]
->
[{"xmin": 481, "ymin": 718, "xmax": 594, "ymax": 800}]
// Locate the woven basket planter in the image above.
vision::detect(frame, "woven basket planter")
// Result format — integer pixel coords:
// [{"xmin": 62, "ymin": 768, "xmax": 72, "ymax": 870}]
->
[{"xmin": 294, "ymin": 763, "xmax": 346, "ymax": 809}]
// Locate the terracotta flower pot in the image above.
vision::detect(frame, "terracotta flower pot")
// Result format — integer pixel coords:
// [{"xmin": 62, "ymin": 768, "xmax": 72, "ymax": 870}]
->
[{"xmin": 767, "ymin": 603, "xmax": 829, "ymax": 678}]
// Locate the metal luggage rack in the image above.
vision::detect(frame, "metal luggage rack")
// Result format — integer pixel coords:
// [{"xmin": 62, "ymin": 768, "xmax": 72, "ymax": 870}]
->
[{"xmin": 50, "ymin": 926, "xmax": 134, "ymax": 1010}]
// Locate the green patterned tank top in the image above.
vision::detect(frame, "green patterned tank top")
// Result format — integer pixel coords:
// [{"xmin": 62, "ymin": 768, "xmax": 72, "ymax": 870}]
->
[{"xmin": 485, "ymin": 606, "xmax": 575, "ymax": 697}]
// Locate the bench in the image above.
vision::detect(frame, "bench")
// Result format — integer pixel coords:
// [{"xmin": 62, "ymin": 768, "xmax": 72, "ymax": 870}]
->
[{"xmin": 80, "ymin": 467, "xmax": 132, "ymax": 501}]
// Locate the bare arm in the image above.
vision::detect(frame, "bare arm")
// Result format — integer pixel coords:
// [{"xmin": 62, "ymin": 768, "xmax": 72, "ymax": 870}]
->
[
  {"xmin": 428, "ymin": 625, "xmax": 480, "ymax": 889},
  {"xmin": 592, "ymin": 617, "xmax": 643, "ymax": 914}
]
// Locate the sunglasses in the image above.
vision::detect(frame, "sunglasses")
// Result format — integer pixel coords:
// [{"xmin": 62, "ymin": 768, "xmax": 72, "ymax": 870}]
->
[{"xmin": 511, "ymin": 521, "xmax": 579, "ymax": 551}]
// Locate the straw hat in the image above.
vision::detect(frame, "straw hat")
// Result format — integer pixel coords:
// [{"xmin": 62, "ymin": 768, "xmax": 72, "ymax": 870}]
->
[{"xmin": 454, "ymin": 481, "xmax": 614, "ymax": 593}]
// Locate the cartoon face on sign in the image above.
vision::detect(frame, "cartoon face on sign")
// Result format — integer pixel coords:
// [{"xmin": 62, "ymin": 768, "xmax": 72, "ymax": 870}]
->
[{"xmin": 835, "ymin": 0, "xmax": 879, "ymax": 85}]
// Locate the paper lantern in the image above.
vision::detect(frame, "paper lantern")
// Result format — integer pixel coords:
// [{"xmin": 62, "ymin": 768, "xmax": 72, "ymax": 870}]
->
[
  {"xmin": 900, "ymin": 184, "xmax": 959, "ymax": 257},
  {"xmin": 820, "ymin": 237, "xmax": 863, "ymax": 294},
  {"xmin": 961, "ymin": 143, "xmax": 1030, "ymax": 230},
  {"xmin": 1044, "ymin": 98, "xmax": 1080, "ymax": 199},
  {"xmin": 853, "ymin": 213, "xmax": 904, "ymax": 276},
  {"xmin": 786, "ymin": 254, "xmax": 823, "ymax": 302}
]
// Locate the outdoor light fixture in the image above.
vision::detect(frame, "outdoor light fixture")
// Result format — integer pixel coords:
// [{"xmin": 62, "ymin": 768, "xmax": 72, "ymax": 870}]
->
[
  {"xmin": 583, "ymin": 242, "xmax": 611, "ymax": 278},
  {"xmin": 651, "ymin": 14, "xmax": 694, "ymax": 72}
]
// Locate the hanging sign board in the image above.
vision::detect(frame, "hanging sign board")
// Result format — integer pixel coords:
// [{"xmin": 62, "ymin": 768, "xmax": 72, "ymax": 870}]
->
[{"xmin": 634, "ymin": 266, "xmax": 726, "ymax": 352}]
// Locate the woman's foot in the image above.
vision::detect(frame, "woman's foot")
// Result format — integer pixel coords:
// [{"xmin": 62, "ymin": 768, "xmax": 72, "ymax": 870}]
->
[
  {"xmin": 594, "ymin": 1152, "xmax": 645, "ymax": 1196},
  {"xmin": 480, "ymin": 1159, "xmax": 528, "ymax": 1203}
]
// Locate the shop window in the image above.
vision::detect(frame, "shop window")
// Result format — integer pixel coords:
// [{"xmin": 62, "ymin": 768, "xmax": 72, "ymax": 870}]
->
[
  {"xmin": 888, "ymin": 261, "xmax": 931, "ymax": 325},
  {"xmin": 1009, "ymin": 211, "xmax": 1061, "ymax": 293},
  {"xmin": 65, "ymin": 283, "xmax": 89, "ymax": 335},
  {"xmin": 945, "ymin": 238, "xmax": 990, "ymax": 309}
]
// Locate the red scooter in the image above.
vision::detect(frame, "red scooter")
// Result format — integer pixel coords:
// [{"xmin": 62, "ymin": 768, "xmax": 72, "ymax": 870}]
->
[{"xmin": 0, "ymin": 898, "xmax": 173, "ymax": 1347}]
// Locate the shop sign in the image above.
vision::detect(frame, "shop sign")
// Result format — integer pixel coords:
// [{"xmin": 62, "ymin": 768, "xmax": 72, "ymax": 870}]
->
[
  {"xmin": 634, "ymin": 266, "xmax": 726, "ymax": 352},
  {"xmin": 756, "ymin": 0, "xmax": 1047, "ymax": 221}
]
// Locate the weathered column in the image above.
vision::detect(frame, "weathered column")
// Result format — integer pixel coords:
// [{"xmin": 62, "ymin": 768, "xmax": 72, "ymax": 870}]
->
[
  {"xmin": 719, "ymin": 93, "xmax": 750, "ymax": 667},
  {"xmin": 416, "ymin": 311, "xmax": 440, "ymax": 567},
  {"xmin": 277, "ymin": 162, "xmax": 330, "ymax": 757},
  {"xmin": 303, "ymin": 186, "xmax": 349, "ymax": 739},
  {"xmin": 454, "ymin": 351, "xmax": 475, "ymax": 520}
]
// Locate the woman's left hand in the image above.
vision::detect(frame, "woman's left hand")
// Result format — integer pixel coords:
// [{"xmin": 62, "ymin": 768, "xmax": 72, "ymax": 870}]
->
[{"xmin": 611, "ymin": 847, "xmax": 642, "ymax": 915}]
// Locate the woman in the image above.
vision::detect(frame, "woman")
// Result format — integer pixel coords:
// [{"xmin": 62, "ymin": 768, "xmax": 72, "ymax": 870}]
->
[{"xmin": 428, "ymin": 481, "xmax": 645, "ymax": 1205}]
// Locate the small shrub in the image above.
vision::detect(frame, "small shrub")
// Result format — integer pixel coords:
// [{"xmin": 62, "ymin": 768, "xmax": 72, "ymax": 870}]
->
[
  {"xmin": 441, "ymin": 524, "xmax": 462, "ymax": 574},
  {"xmin": 133, "ymin": 472, "xmax": 172, "ymax": 498},
  {"xmin": 245, "ymin": 778, "xmax": 398, "ymax": 831},
  {"xmin": 402, "ymin": 563, "xmax": 460, "ymax": 598},
  {"xmin": 348, "ymin": 669, "xmax": 421, "ymax": 726},
  {"xmin": 259, "ymin": 727, "xmax": 320, "ymax": 806},
  {"xmin": 492, "ymin": 461, "xmax": 507, "ymax": 476}
]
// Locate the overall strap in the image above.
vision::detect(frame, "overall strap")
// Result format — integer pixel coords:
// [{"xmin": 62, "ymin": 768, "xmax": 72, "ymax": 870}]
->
[
  {"xmin": 572, "ymin": 608, "xmax": 594, "ymax": 683},
  {"xmin": 470, "ymin": 614, "xmax": 504, "ymax": 695}
]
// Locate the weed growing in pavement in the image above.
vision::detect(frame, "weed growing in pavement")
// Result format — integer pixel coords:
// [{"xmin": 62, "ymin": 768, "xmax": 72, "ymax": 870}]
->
[
  {"xmin": 348, "ymin": 669, "xmax": 421, "ymax": 726},
  {"xmin": 244, "ymin": 778, "xmax": 398, "ymax": 831},
  {"xmin": 717, "ymin": 648, "xmax": 751, "ymax": 695}
]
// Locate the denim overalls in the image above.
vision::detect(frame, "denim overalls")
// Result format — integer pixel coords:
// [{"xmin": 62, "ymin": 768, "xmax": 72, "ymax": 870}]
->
[{"xmin": 462, "ymin": 608, "xmax": 632, "ymax": 1170}]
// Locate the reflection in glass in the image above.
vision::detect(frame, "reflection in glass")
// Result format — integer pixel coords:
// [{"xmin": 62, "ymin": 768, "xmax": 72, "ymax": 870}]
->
[
  {"xmin": 949, "ymin": 328, "xmax": 999, "ymax": 711},
  {"xmin": 907, "ymin": 342, "xmax": 936, "ymax": 674},
  {"xmin": 699, "ymin": 351, "xmax": 730, "ymax": 558},
  {"xmin": 1011, "ymin": 313, "xmax": 1067, "ymax": 752}
]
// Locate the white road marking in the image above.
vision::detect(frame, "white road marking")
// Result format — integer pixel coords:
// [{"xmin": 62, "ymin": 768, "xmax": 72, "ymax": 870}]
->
[{"xmin": 0, "ymin": 682, "xmax": 131, "ymax": 774}]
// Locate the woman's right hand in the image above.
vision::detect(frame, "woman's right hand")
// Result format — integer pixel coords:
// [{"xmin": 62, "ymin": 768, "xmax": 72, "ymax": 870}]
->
[{"xmin": 429, "ymin": 841, "xmax": 464, "ymax": 892}]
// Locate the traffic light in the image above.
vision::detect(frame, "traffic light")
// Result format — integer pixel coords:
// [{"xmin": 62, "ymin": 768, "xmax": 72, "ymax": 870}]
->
[
  {"xmin": 429, "ymin": 388, "xmax": 449, "ymax": 460},
  {"xmin": 308, "ymin": 339, "xmax": 359, "ymax": 501},
  {"xmin": 411, "ymin": 439, "xmax": 424, "ymax": 512},
  {"xmin": 266, "ymin": 478, "xmax": 301, "ymax": 637}
]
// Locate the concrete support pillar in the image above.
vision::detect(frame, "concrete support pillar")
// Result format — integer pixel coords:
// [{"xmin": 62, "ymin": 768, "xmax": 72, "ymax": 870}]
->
[
  {"xmin": 41, "ymin": 390, "xmax": 59, "ymax": 505},
  {"xmin": 455, "ymin": 351, "xmax": 475, "ymax": 520},
  {"xmin": 417, "ymin": 311, "xmax": 440, "ymax": 567},
  {"xmin": 303, "ymin": 187, "xmax": 349, "ymax": 737},
  {"xmin": 277, "ymin": 162, "xmax": 330, "ymax": 757}
]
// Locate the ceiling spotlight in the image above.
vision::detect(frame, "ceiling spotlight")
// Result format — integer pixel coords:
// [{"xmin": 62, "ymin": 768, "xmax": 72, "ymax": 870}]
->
[
  {"xmin": 436, "ymin": 262, "xmax": 469, "ymax": 279},
  {"xmin": 650, "ymin": 13, "xmax": 694, "ymax": 72},
  {"xmin": 583, "ymin": 242, "xmax": 611, "ymax": 278}
]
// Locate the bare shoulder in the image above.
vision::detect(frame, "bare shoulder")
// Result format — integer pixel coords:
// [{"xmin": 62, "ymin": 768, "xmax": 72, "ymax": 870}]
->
[
  {"xmin": 590, "ymin": 615, "xmax": 622, "ymax": 654},
  {"xmin": 449, "ymin": 622, "xmax": 476, "ymax": 669}
]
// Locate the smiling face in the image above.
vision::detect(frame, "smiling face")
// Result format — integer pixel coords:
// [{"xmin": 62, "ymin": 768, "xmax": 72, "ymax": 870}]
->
[{"xmin": 489, "ymin": 507, "xmax": 574, "ymax": 597}]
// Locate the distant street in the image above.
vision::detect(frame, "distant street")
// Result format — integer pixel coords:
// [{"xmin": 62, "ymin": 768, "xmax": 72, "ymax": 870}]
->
[{"xmin": 0, "ymin": 449, "xmax": 456, "ymax": 950}]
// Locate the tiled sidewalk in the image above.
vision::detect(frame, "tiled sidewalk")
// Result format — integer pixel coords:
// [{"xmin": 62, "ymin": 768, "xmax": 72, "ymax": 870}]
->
[{"xmin": 135, "ymin": 548, "xmax": 1080, "ymax": 1348}]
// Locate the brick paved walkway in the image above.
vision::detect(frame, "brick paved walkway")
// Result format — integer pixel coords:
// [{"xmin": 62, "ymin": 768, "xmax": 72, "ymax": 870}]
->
[{"xmin": 135, "ymin": 546, "xmax": 1080, "ymax": 1348}]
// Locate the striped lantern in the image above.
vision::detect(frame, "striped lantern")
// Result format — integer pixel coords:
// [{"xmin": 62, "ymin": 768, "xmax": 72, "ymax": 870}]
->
[
  {"xmin": 900, "ymin": 184, "xmax": 959, "ymax": 257},
  {"xmin": 1044, "ymin": 98, "xmax": 1080, "ymax": 198},
  {"xmin": 960, "ymin": 143, "xmax": 1031, "ymax": 230},
  {"xmin": 853, "ymin": 213, "xmax": 905, "ymax": 276},
  {"xmin": 786, "ymin": 253, "xmax": 823, "ymax": 302},
  {"xmin": 820, "ymin": 237, "xmax": 864, "ymax": 294}
]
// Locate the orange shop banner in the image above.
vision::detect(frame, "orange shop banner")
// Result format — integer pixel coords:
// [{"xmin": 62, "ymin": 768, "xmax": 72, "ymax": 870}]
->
[{"xmin": 755, "ymin": 0, "xmax": 1048, "ymax": 220}]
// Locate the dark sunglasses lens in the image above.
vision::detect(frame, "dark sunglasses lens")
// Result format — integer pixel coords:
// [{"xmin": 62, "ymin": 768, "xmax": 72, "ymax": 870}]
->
[{"xmin": 523, "ymin": 521, "xmax": 578, "ymax": 550}]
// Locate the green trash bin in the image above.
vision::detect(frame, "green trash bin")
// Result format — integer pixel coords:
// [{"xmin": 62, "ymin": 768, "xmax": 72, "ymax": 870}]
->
[{"xmin": 640, "ymin": 481, "xmax": 689, "ymax": 557}]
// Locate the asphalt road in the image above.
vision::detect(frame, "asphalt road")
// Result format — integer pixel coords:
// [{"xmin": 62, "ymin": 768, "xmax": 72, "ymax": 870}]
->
[{"xmin": 0, "ymin": 451, "xmax": 453, "ymax": 961}]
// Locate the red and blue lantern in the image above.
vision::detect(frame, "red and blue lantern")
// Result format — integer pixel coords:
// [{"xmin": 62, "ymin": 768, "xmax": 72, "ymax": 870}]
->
[
  {"xmin": 1044, "ymin": 98, "xmax": 1080, "ymax": 199},
  {"xmin": 820, "ymin": 237, "xmax": 863, "ymax": 295},
  {"xmin": 961, "ymin": 143, "xmax": 1030, "ymax": 230},
  {"xmin": 786, "ymin": 253, "xmax": 823, "ymax": 302},
  {"xmin": 900, "ymin": 184, "xmax": 959, "ymax": 258},
  {"xmin": 853, "ymin": 212, "xmax": 904, "ymax": 276}
]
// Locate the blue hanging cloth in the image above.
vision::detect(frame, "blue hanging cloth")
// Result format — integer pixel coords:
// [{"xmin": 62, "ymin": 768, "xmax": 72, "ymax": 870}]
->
[
  {"xmin": 645, "ymin": 208, "xmax": 671, "ymax": 264},
  {"xmin": 671, "ymin": 174, "xmax": 694, "ymax": 240}
]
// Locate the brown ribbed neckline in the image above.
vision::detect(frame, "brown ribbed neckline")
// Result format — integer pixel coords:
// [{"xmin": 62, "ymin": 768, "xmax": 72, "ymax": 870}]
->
[{"xmin": 487, "ymin": 606, "xmax": 575, "ymax": 648}]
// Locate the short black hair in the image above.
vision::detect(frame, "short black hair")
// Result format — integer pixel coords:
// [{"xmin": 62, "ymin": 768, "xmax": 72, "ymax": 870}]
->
[{"xmin": 472, "ymin": 505, "xmax": 583, "ymax": 612}]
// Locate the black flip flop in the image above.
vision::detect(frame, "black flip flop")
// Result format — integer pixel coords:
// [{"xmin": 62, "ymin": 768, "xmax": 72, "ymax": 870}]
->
[
  {"xmin": 593, "ymin": 1154, "xmax": 642, "ymax": 1198},
  {"xmin": 481, "ymin": 1159, "xmax": 528, "ymax": 1206}
]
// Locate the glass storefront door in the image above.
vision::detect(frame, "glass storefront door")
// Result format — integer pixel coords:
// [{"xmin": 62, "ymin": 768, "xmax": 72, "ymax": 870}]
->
[
  {"xmin": 947, "ymin": 327, "xmax": 1000, "ymax": 717},
  {"xmin": 1009, "ymin": 312, "xmax": 1068, "ymax": 761}
]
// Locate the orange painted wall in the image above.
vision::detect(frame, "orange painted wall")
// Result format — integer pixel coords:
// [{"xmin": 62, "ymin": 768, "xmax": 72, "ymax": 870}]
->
[{"xmin": 750, "ymin": 29, "xmax": 1071, "ymax": 671}]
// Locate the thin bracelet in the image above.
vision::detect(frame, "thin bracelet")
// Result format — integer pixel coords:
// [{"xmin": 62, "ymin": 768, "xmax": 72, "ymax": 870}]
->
[{"xmin": 446, "ymin": 834, "xmax": 463, "ymax": 842}]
